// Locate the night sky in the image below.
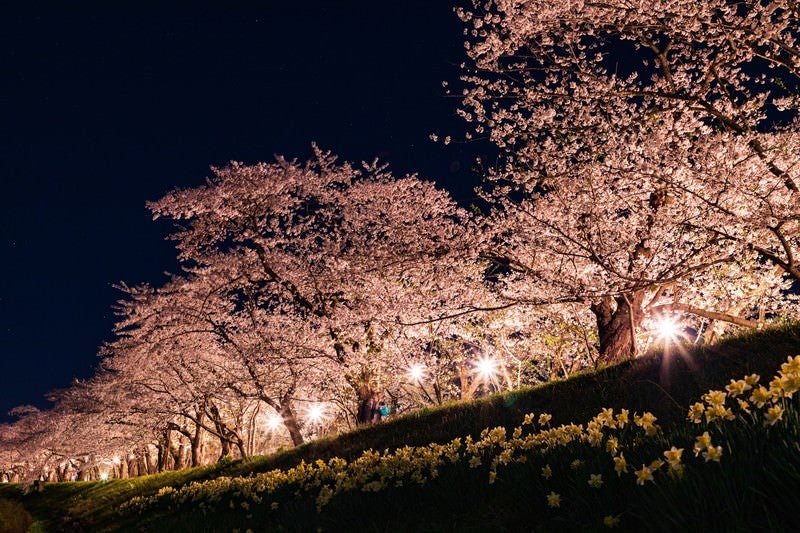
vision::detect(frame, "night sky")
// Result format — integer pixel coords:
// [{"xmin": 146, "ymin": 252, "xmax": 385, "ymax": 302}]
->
[{"xmin": 0, "ymin": 2, "xmax": 483, "ymax": 423}]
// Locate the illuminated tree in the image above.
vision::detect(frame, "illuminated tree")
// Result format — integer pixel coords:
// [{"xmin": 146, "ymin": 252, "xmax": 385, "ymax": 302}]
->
[
  {"xmin": 455, "ymin": 0, "xmax": 800, "ymax": 362},
  {"xmin": 148, "ymin": 146, "xmax": 482, "ymax": 427}
]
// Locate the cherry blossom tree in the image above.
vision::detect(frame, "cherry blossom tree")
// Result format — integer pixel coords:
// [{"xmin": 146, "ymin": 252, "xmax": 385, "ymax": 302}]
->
[
  {"xmin": 148, "ymin": 146, "xmax": 485, "ymax": 428},
  {"xmin": 102, "ymin": 278, "xmax": 295, "ymax": 455},
  {"xmin": 455, "ymin": 0, "xmax": 800, "ymax": 362}
]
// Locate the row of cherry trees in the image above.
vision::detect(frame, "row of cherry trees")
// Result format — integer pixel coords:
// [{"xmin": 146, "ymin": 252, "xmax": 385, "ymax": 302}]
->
[
  {"xmin": 0, "ymin": 150, "xmax": 597, "ymax": 483},
  {"xmin": 2, "ymin": 0, "xmax": 799, "ymax": 483}
]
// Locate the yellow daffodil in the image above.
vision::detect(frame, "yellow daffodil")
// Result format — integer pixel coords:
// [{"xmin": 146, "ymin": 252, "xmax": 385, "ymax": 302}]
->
[
  {"xmin": 737, "ymin": 399, "xmax": 751, "ymax": 413},
  {"xmin": 688, "ymin": 402, "xmax": 705, "ymax": 423},
  {"xmin": 694, "ymin": 431, "xmax": 712, "ymax": 456},
  {"xmin": 597, "ymin": 407, "xmax": 615, "ymax": 427},
  {"xmin": 769, "ymin": 377, "xmax": 784, "ymax": 398},
  {"xmin": 615, "ymin": 409, "xmax": 629, "ymax": 427},
  {"xmin": 702, "ymin": 445, "xmax": 723, "ymax": 462},
  {"xmin": 588, "ymin": 429, "xmax": 604, "ymax": 447},
  {"xmin": 765, "ymin": 405, "xmax": 784, "ymax": 426},
  {"xmin": 588, "ymin": 473, "xmax": 603, "ymax": 488},
  {"xmin": 606, "ymin": 436, "xmax": 619, "ymax": 455},
  {"xmin": 780, "ymin": 375, "xmax": 800, "ymax": 398},
  {"xmin": 663, "ymin": 446, "xmax": 683, "ymax": 467},
  {"xmin": 781, "ymin": 355, "xmax": 800, "ymax": 375},
  {"xmin": 744, "ymin": 373, "xmax": 761, "ymax": 386},
  {"xmin": 634, "ymin": 412, "xmax": 658, "ymax": 435},
  {"xmin": 702, "ymin": 390, "xmax": 727, "ymax": 407},
  {"xmin": 613, "ymin": 453, "xmax": 628, "ymax": 476},
  {"xmin": 546, "ymin": 491, "xmax": 561, "ymax": 508},
  {"xmin": 539, "ymin": 413, "xmax": 553, "ymax": 426},
  {"xmin": 570, "ymin": 459, "xmax": 584, "ymax": 471},
  {"xmin": 603, "ymin": 515, "xmax": 621, "ymax": 528},
  {"xmin": 634, "ymin": 465, "xmax": 654, "ymax": 485},
  {"xmin": 750, "ymin": 386, "xmax": 771, "ymax": 408},
  {"xmin": 541, "ymin": 464, "xmax": 552, "ymax": 479},
  {"xmin": 725, "ymin": 379, "xmax": 751, "ymax": 397}
]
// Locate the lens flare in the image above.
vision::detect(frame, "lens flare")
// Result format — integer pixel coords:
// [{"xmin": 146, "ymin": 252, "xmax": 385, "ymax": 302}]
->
[
  {"xmin": 266, "ymin": 413, "xmax": 283, "ymax": 430},
  {"xmin": 409, "ymin": 363, "xmax": 426, "ymax": 381},
  {"xmin": 474, "ymin": 355, "xmax": 499, "ymax": 380},
  {"xmin": 654, "ymin": 316, "xmax": 680, "ymax": 342},
  {"xmin": 307, "ymin": 403, "xmax": 325, "ymax": 425}
]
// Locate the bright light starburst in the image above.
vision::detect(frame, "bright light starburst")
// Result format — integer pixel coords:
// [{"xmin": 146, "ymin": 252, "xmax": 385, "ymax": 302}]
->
[
  {"xmin": 306, "ymin": 403, "xmax": 325, "ymax": 425},
  {"xmin": 654, "ymin": 316, "xmax": 681, "ymax": 342},
  {"xmin": 474, "ymin": 355, "xmax": 499, "ymax": 380},
  {"xmin": 266, "ymin": 413, "xmax": 283, "ymax": 430},
  {"xmin": 409, "ymin": 363, "xmax": 426, "ymax": 381}
]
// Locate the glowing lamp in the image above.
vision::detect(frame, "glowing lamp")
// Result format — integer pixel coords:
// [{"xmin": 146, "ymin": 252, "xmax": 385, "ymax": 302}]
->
[
  {"xmin": 99, "ymin": 471, "xmax": 109, "ymax": 481},
  {"xmin": 266, "ymin": 414, "xmax": 283, "ymax": 430},
  {"xmin": 307, "ymin": 404, "xmax": 325, "ymax": 425},
  {"xmin": 654, "ymin": 316, "xmax": 680, "ymax": 342},
  {"xmin": 409, "ymin": 363, "xmax": 426, "ymax": 381},
  {"xmin": 474, "ymin": 355, "xmax": 499, "ymax": 380},
  {"xmin": 112, "ymin": 456, "xmax": 120, "ymax": 465}
]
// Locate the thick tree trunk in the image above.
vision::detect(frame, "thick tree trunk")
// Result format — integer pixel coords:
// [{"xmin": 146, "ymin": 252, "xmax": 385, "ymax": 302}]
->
[
  {"xmin": 170, "ymin": 440, "xmax": 185, "ymax": 470},
  {"xmin": 207, "ymin": 403, "xmax": 243, "ymax": 461},
  {"xmin": 156, "ymin": 432, "xmax": 169, "ymax": 472},
  {"xmin": 280, "ymin": 402, "xmax": 305, "ymax": 446},
  {"xmin": 191, "ymin": 415, "xmax": 203, "ymax": 467},
  {"xmin": 144, "ymin": 446, "xmax": 156, "ymax": 474},
  {"xmin": 235, "ymin": 440, "xmax": 247, "ymax": 459},
  {"xmin": 591, "ymin": 292, "xmax": 644, "ymax": 364},
  {"xmin": 218, "ymin": 437, "xmax": 232, "ymax": 461},
  {"xmin": 127, "ymin": 454, "xmax": 139, "ymax": 477}
]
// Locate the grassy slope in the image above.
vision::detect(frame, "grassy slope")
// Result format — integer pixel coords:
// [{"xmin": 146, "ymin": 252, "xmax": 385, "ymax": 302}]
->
[{"xmin": 2, "ymin": 322, "xmax": 799, "ymax": 531}]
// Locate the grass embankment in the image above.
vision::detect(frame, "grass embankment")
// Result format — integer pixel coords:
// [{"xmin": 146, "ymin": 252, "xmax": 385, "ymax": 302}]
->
[{"xmin": 2, "ymin": 322, "xmax": 799, "ymax": 531}]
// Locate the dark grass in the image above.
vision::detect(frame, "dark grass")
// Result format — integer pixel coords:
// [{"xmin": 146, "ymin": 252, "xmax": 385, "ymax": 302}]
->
[
  {"xmin": 3, "ymin": 321, "xmax": 799, "ymax": 531},
  {"xmin": 0, "ymin": 497, "xmax": 33, "ymax": 533}
]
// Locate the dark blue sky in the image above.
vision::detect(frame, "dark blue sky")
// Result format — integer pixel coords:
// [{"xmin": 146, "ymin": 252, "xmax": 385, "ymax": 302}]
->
[{"xmin": 0, "ymin": 2, "xmax": 484, "ymax": 422}]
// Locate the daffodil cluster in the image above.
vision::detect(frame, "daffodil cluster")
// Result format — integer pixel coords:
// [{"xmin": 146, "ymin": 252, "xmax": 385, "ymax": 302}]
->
[
  {"xmin": 688, "ymin": 355, "xmax": 800, "ymax": 426},
  {"xmin": 119, "ymin": 357, "xmax": 800, "ymax": 531}
]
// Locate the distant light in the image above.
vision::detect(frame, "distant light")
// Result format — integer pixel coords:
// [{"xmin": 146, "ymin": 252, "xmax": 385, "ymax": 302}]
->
[
  {"xmin": 654, "ymin": 316, "xmax": 680, "ymax": 342},
  {"xmin": 307, "ymin": 404, "xmax": 325, "ymax": 425},
  {"xmin": 112, "ymin": 456, "xmax": 120, "ymax": 465},
  {"xmin": 266, "ymin": 413, "xmax": 283, "ymax": 430},
  {"xmin": 474, "ymin": 355, "xmax": 499, "ymax": 380},
  {"xmin": 409, "ymin": 363, "xmax": 426, "ymax": 381},
  {"xmin": 1, "ymin": 478, "xmax": 8, "ymax": 483},
  {"xmin": 99, "ymin": 471, "xmax": 109, "ymax": 481}
]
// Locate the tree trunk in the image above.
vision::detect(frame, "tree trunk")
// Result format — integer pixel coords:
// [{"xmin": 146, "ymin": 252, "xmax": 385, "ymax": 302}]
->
[
  {"xmin": 218, "ymin": 436, "xmax": 232, "ymax": 461},
  {"xmin": 156, "ymin": 433, "xmax": 169, "ymax": 472},
  {"xmin": 591, "ymin": 292, "xmax": 644, "ymax": 364},
  {"xmin": 280, "ymin": 402, "xmax": 305, "ymax": 446},
  {"xmin": 191, "ymin": 415, "xmax": 204, "ymax": 467},
  {"xmin": 170, "ymin": 440, "xmax": 184, "ymax": 470},
  {"xmin": 127, "ymin": 454, "xmax": 139, "ymax": 478},
  {"xmin": 355, "ymin": 385, "xmax": 379, "ymax": 425},
  {"xmin": 144, "ymin": 446, "xmax": 156, "ymax": 474}
]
